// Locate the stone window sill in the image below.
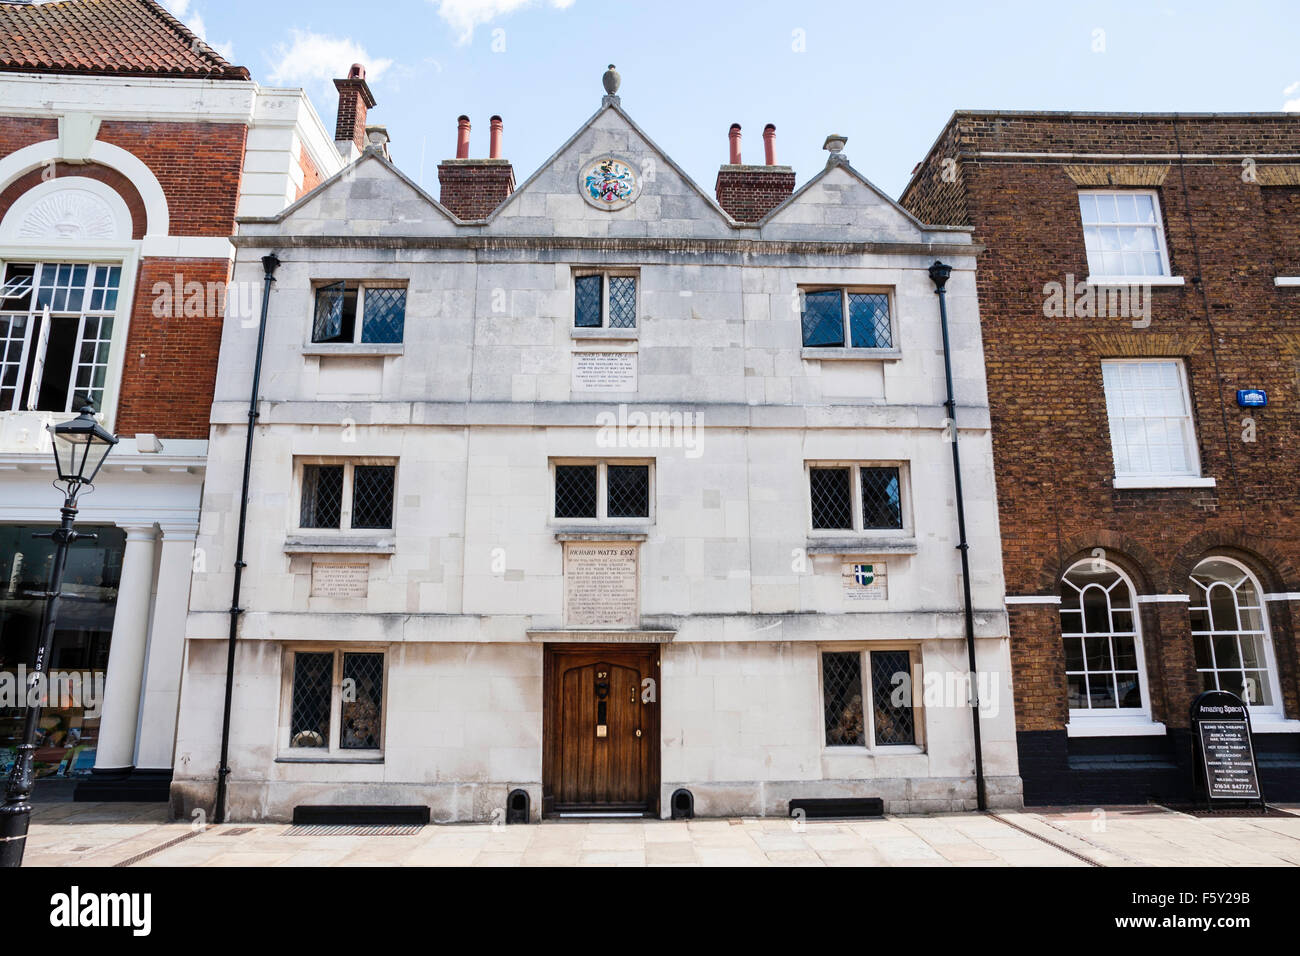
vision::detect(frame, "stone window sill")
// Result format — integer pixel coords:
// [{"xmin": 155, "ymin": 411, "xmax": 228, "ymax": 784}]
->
[
  {"xmin": 1112, "ymin": 476, "xmax": 1215, "ymax": 490},
  {"xmin": 1067, "ymin": 718, "xmax": 1166, "ymax": 737},
  {"xmin": 823, "ymin": 744, "xmax": 926, "ymax": 756},
  {"xmin": 301, "ymin": 343, "xmax": 404, "ymax": 356},
  {"xmin": 275, "ymin": 753, "xmax": 385, "ymax": 764},
  {"xmin": 553, "ymin": 528, "xmax": 650, "ymax": 541},
  {"xmin": 284, "ymin": 534, "xmax": 395, "ymax": 554},
  {"xmin": 801, "ymin": 347, "xmax": 902, "ymax": 362},
  {"xmin": 806, "ymin": 537, "xmax": 917, "ymax": 555},
  {"xmin": 571, "ymin": 327, "xmax": 638, "ymax": 341},
  {"xmin": 1275, "ymin": 277, "xmax": 1300, "ymax": 287},
  {"xmin": 1085, "ymin": 275, "xmax": 1185, "ymax": 287},
  {"xmin": 1248, "ymin": 717, "xmax": 1300, "ymax": 734}
]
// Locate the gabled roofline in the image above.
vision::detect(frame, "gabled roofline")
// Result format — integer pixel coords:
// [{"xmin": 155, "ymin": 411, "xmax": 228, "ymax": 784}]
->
[
  {"xmin": 235, "ymin": 147, "xmax": 459, "ymax": 226},
  {"xmin": 759, "ymin": 155, "xmax": 973, "ymax": 235},
  {"xmin": 484, "ymin": 98, "xmax": 748, "ymax": 228}
]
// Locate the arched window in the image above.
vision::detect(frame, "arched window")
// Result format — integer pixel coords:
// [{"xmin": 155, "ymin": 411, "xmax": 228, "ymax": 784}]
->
[
  {"xmin": 1189, "ymin": 557, "xmax": 1281, "ymax": 712},
  {"xmin": 1060, "ymin": 560, "xmax": 1148, "ymax": 714}
]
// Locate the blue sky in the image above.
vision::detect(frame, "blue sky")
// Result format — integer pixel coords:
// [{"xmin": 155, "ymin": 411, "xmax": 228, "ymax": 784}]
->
[{"xmin": 171, "ymin": 0, "xmax": 1300, "ymax": 198}]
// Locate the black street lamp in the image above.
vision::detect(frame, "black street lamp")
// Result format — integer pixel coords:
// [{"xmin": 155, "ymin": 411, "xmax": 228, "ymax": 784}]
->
[{"xmin": 0, "ymin": 404, "xmax": 117, "ymax": 867}]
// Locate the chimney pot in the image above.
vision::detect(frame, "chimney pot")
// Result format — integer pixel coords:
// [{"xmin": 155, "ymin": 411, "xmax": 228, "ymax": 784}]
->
[
  {"xmin": 489, "ymin": 115, "xmax": 503, "ymax": 159},
  {"xmin": 728, "ymin": 123, "xmax": 742, "ymax": 165},
  {"xmin": 456, "ymin": 115, "xmax": 471, "ymax": 159},
  {"xmin": 348, "ymin": 63, "xmax": 365, "ymax": 80},
  {"xmin": 763, "ymin": 124, "xmax": 777, "ymax": 165}
]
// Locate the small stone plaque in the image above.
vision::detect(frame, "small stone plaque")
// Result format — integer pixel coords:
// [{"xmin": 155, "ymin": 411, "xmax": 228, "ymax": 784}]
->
[
  {"xmin": 572, "ymin": 351, "xmax": 637, "ymax": 393},
  {"xmin": 564, "ymin": 542, "xmax": 639, "ymax": 627},
  {"xmin": 842, "ymin": 562, "xmax": 888, "ymax": 601},
  {"xmin": 311, "ymin": 562, "xmax": 369, "ymax": 598}
]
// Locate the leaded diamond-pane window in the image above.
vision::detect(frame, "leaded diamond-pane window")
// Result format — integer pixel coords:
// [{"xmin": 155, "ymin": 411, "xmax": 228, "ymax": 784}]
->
[
  {"xmin": 361, "ymin": 288, "xmax": 406, "ymax": 344},
  {"xmin": 351, "ymin": 465, "xmax": 395, "ymax": 529},
  {"xmin": 861, "ymin": 467, "xmax": 902, "ymax": 529},
  {"xmin": 312, "ymin": 281, "xmax": 352, "ymax": 343},
  {"xmin": 341, "ymin": 652, "xmax": 384, "ymax": 749},
  {"xmin": 555, "ymin": 464, "xmax": 598, "ymax": 518},
  {"xmin": 809, "ymin": 467, "xmax": 852, "ymax": 530},
  {"xmin": 290, "ymin": 652, "xmax": 332, "ymax": 748},
  {"xmin": 574, "ymin": 274, "xmax": 603, "ymax": 328},
  {"xmin": 822, "ymin": 652, "xmax": 865, "ymax": 746},
  {"xmin": 608, "ymin": 276, "xmax": 637, "ymax": 328},
  {"xmin": 300, "ymin": 465, "xmax": 344, "ymax": 528},
  {"xmin": 607, "ymin": 464, "xmax": 649, "ymax": 518},
  {"xmin": 848, "ymin": 292, "xmax": 892, "ymax": 349},
  {"xmin": 801, "ymin": 289, "xmax": 844, "ymax": 347},
  {"xmin": 870, "ymin": 650, "xmax": 915, "ymax": 746}
]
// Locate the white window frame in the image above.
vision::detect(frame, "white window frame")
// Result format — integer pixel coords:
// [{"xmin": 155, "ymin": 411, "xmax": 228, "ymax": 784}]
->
[
  {"xmin": 293, "ymin": 457, "xmax": 398, "ymax": 533},
  {"xmin": 308, "ymin": 279, "xmax": 407, "ymax": 345},
  {"xmin": 571, "ymin": 268, "xmax": 639, "ymax": 332},
  {"xmin": 818, "ymin": 644, "xmax": 925, "ymax": 752},
  {"xmin": 1059, "ymin": 560, "xmax": 1157, "ymax": 729},
  {"xmin": 0, "ymin": 259, "xmax": 128, "ymax": 414},
  {"xmin": 1101, "ymin": 359, "xmax": 1211, "ymax": 488},
  {"xmin": 1078, "ymin": 189, "xmax": 1174, "ymax": 281},
  {"xmin": 805, "ymin": 461, "xmax": 911, "ymax": 535},
  {"xmin": 549, "ymin": 458, "xmax": 655, "ymax": 525},
  {"xmin": 1189, "ymin": 556, "xmax": 1284, "ymax": 717},
  {"xmin": 278, "ymin": 646, "xmax": 387, "ymax": 759}
]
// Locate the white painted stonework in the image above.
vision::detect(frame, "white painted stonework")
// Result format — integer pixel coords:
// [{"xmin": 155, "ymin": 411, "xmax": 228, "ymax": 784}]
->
[
  {"xmin": 172, "ymin": 99, "xmax": 1021, "ymax": 821},
  {"xmin": 0, "ymin": 70, "xmax": 345, "ymax": 785}
]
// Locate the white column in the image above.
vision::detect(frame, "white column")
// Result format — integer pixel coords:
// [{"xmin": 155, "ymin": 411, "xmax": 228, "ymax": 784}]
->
[
  {"xmin": 134, "ymin": 524, "xmax": 198, "ymax": 770},
  {"xmin": 93, "ymin": 523, "xmax": 158, "ymax": 771}
]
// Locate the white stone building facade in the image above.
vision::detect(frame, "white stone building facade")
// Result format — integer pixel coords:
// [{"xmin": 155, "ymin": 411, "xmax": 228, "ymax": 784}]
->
[{"xmin": 172, "ymin": 94, "xmax": 1022, "ymax": 821}]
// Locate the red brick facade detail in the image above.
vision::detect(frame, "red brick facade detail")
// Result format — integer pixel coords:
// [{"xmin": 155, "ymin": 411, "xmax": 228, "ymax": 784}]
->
[
  {"xmin": 297, "ymin": 143, "xmax": 323, "ymax": 200},
  {"xmin": 714, "ymin": 165, "xmax": 795, "ymax": 221},
  {"xmin": 0, "ymin": 116, "xmax": 58, "ymax": 160},
  {"xmin": 115, "ymin": 257, "xmax": 233, "ymax": 439},
  {"xmin": 902, "ymin": 113, "xmax": 1300, "ymax": 734},
  {"xmin": 0, "ymin": 160, "xmax": 148, "ymax": 237},
  {"xmin": 436, "ymin": 159, "xmax": 515, "ymax": 220}
]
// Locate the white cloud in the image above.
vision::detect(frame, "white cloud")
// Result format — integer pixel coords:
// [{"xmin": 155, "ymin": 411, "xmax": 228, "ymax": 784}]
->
[
  {"xmin": 1285, "ymin": 80, "xmax": 1300, "ymax": 110},
  {"xmin": 267, "ymin": 30, "xmax": 393, "ymax": 90},
  {"xmin": 165, "ymin": 1, "xmax": 235, "ymax": 63},
  {"xmin": 432, "ymin": 0, "xmax": 576, "ymax": 44}
]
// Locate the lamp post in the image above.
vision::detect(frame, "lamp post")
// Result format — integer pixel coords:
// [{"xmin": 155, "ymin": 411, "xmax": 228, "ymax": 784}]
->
[{"xmin": 0, "ymin": 404, "xmax": 118, "ymax": 867}]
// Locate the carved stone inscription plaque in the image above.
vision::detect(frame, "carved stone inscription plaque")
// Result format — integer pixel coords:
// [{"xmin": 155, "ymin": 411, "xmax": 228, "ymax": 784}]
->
[{"xmin": 563, "ymin": 542, "xmax": 639, "ymax": 627}]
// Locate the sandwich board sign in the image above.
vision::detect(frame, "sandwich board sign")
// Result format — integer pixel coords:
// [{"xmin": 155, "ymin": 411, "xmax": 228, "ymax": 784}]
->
[{"xmin": 1189, "ymin": 690, "xmax": 1264, "ymax": 807}]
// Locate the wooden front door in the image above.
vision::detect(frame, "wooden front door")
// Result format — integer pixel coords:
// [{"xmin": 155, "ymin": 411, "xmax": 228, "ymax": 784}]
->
[{"xmin": 543, "ymin": 644, "xmax": 660, "ymax": 815}]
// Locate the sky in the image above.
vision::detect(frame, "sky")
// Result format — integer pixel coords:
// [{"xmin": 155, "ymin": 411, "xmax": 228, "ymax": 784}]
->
[{"xmin": 169, "ymin": 0, "xmax": 1300, "ymax": 198}]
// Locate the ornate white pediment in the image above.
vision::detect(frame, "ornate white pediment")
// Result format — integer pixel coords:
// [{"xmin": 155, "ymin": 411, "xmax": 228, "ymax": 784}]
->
[{"xmin": 0, "ymin": 177, "xmax": 133, "ymax": 242}]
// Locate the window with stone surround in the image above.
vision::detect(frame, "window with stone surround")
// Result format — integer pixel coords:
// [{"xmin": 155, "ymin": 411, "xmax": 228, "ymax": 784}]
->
[
  {"xmin": 552, "ymin": 459, "xmax": 652, "ymax": 521},
  {"xmin": 808, "ymin": 463, "xmax": 905, "ymax": 532},
  {"xmin": 1059, "ymin": 560, "xmax": 1150, "ymax": 715},
  {"xmin": 1189, "ymin": 557, "xmax": 1282, "ymax": 714},
  {"xmin": 1101, "ymin": 359, "xmax": 1201, "ymax": 482},
  {"xmin": 1078, "ymin": 190, "xmax": 1172, "ymax": 278},
  {"xmin": 312, "ymin": 281, "xmax": 406, "ymax": 344},
  {"xmin": 821, "ymin": 648, "xmax": 919, "ymax": 748},
  {"xmin": 799, "ymin": 287, "xmax": 893, "ymax": 349},
  {"xmin": 573, "ymin": 270, "xmax": 637, "ymax": 330},
  {"xmin": 0, "ymin": 260, "xmax": 122, "ymax": 412},
  {"xmin": 285, "ymin": 649, "xmax": 385, "ymax": 753},
  {"xmin": 297, "ymin": 460, "xmax": 396, "ymax": 531}
]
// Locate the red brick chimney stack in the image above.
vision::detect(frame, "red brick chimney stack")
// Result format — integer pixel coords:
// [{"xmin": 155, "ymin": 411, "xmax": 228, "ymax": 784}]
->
[
  {"xmin": 715, "ymin": 122, "xmax": 795, "ymax": 222},
  {"xmin": 334, "ymin": 63, "xmax": 377, "ymax": 156},
  {"xmin": 437, "ymin": 114, "xmax": 515, "ymax": 220}
]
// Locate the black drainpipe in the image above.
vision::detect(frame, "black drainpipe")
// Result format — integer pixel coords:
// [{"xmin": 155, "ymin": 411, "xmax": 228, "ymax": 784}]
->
[
  {"xmin": 928, "ymin": 260, "xmax": 988, "ymax": 812},
  {"xmin": 214, "ymin": 252, "xmax": 280, "ymax": 824}
]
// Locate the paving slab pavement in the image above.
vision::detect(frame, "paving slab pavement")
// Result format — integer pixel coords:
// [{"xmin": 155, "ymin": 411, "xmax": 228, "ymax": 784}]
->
[{"xmin": 18, "ymin": 801, "xmax": 1300, "ymax": 867}]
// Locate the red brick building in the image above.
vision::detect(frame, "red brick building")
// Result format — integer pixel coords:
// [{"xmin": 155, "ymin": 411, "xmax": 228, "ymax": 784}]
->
[
  {"xmin": 0, "ymin": 0, "xmax": 347, "ymax": 799},
  {"xmin": 902, "ymin": 111, "xmax": 1300, "ymax": 804}
]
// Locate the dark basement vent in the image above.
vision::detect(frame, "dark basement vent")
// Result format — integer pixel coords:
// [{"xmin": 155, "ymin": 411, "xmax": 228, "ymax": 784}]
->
[
  {"xmin": 292, "ymin": 804, "xmax": 430, "ymax": 826},
  {"xmin": 789, "ymin": 797, "xmax": 885, "ymax": 819}
]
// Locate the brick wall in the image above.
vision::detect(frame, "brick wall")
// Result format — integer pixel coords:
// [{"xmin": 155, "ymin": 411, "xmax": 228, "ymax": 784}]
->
[
  {"xmin": 714, "ymin": 165, "xmax": 796, "ymax": 221},
  {"xmin": 297, "ymin": 142, "xmax": 323, "ymax": 200},
  {"xmin": 902, "ymin": 113, "xmax": 1300, "ymax": 737},
  {"xmin": 115, "ymin": 257, "xmax": 232, "ymax": 439},
  {"xmin": 437, "ymin": 160, "xmax": 514, "ymax": 220}
]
